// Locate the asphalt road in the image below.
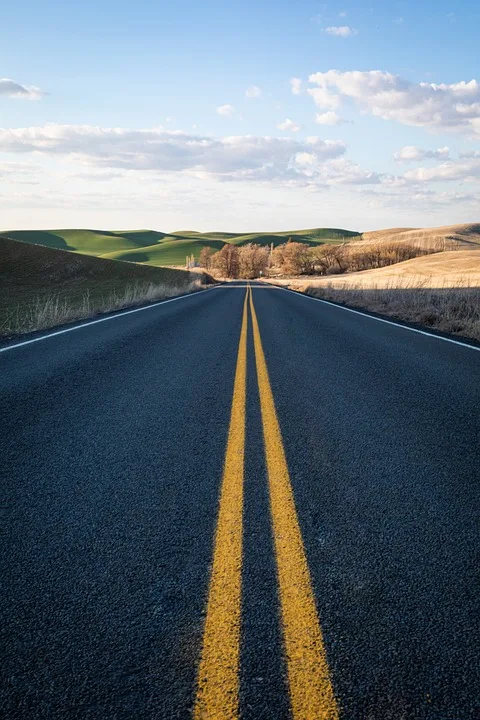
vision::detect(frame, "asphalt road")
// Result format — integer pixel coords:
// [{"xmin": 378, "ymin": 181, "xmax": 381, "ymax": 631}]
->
[{"xmin": 1, "ymin": 282, "xmax": 479, "ymax": 719}]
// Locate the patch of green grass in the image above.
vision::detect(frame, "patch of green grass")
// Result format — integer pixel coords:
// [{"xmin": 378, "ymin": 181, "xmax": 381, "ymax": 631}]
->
[
  {"xmin": 104, "ymin": 239, "xmax": 227, "ymax": 266},
  {"xmin": 5, "ymin": 229, "xmax": 167, "ymax": 256},
  {"xmin": 4, "ymin": 226, "xmax": 360, "ymax": 267}
]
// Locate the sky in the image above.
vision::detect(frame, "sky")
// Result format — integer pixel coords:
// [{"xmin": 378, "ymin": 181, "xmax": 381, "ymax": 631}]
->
[{"xmin": 1, "ymin": 0, "xmax": 479, "ymax": 232}]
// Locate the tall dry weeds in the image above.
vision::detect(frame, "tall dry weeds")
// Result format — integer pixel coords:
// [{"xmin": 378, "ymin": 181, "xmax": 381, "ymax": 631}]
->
[
  {"xmin": 306, "ymin": 280, "xmax": 480, "ymax": 341},
  {"xmin": 1, "ymin": 280, "xmax": 203, "ymax": 337}
]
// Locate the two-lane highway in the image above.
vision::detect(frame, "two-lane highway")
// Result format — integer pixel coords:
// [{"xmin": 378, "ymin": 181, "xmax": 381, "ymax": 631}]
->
[{"xmin": 1, "ymin": 282, "xmax": 479, "ymax": 718}]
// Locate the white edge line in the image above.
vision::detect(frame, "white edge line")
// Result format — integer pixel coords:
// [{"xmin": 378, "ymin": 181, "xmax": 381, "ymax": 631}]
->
[
  {"xmin": 0, "ymin": 286, "xmax": 218, "ymax": 354},
  {"xmin": 268, "ymin": 283, "xmax": 480, "ymax": 353}
]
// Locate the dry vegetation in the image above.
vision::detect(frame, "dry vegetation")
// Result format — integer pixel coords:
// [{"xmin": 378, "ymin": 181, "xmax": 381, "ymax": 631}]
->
[
  {"xmin": 273, "ymin": 250, "xmax": 480, "ymax": 289},
  {"xmin": 356, "ymin": 223, "xmax": 480, "ymax": 251},
  {"xmin": 1, "ymin": 280, "xmax": 203, "ymax": 337},
  {"xmin": 201, "ymin": 239, "xmax": 438, "ymax": 278},
  {"xmin": 254, "ymin": 225, "xmax": 480, "ymax": 343},
  {"xmin": 0, "ymin": 235, "xmax": 209, "ymax": 337},
  {"xmin": 305, "ymin": 283, "xmax": 480, "ymax": 342},
  {"xmin": 266, "ymin": 248, "xmax": 480, "ymax": 342},
  {"xmin": 202, "ymin": 243, "xmax": 270, "ymax": 279}
]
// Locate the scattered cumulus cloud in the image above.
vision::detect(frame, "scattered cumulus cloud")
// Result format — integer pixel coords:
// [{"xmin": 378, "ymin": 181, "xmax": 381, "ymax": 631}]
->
[
  {"xmin": 0, "ymin": 123, "xmax": 346, "ymax": 185},
  {"xmin": 277, "ymin": 118, "xmax": 303, "ymax": 132},
  {"xmin": 0, "ymin": 78, "xmax": 46, "ymax": 99},
  {"xmin": 404, "ymin": 156, "xmax": 480, "ymax": 183},
  {"xmin": 308, "ymin": 70, "xmax": 480, "ymax": 135},
  {"xmin": 315, "ymin": 111, "xmax": 347, "ymax": 126},
  {"xmin": 3, "ymin": 119, "xmax": 478, "ymax": 213},
  {"xmin": 290, "ymin": 78, "xmax": 303, "ymax": 95},
  {"xmin": 245, "ymin": 85, "xmax": 262, "ymax": 98},
  {"xmin": 322, "ymin": 157, "xmax": 382, "ymax": 185},
  {"xmin": 323, "ymin": 26, "xmax": 358, "ymax": 37},
  {"xmin": 216, "ymin": 104, "xmax": 235, "ymax": 116},
  {"xmin": 394, "ymin": 146, "xmax": 450, "ymax": 162}
]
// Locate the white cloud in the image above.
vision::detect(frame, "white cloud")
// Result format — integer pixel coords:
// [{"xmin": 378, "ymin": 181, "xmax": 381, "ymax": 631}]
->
[
  {"xmin": 72, "ymin": 169, "xmax": 125, "ymax": 182},
  {"xmin": 404, "ymin": 156, "xmax": 480, "ymax": 183},
  {"xmin": 0, "ymin": 78, "xmax": 45, "ymax": 99},
  {"xmin": 308, "ymin": 86, "xmax": 341, "ymax": 109},
  {"xmin": 245, "ymin": 85, "xmax": 262, "ymax": 98},
  {"xmin": 323, "ymin": 26, "xmax": 358, "ymax": 37},
  {"xmin": 277, "ymin": 118, "xmax": 303, "ymax": 132},
  {"xmin": 307, "ymin": 69, "xmax": 480, "ymax": 135},
  {"xmin": 339, "ymin": 11, "xmax": 348, "ymax": 17},
  {"xmin": 323, "ymin": 158, "xmax": 383, "ymax": 185},
  {"xmin": 290, "ymin": 78, "xmax": 303, "ymax": 95},
  {"xmin": 394, "ymin": 17, "xmax": 404, "ymax": 24},
  {"xmin": 216, "ymin": 104, "xmax": 235, "ymax": 116},
  {"xmin": 459, "ymin": 150, "xmax": 480, "ymax": 159},
  {"xmin": 315, "ymin": 111, "xmax": 347, "ymax": 126},
  {"xmin": 0, "ymin": 123, "xmax": 346, "ymax": 185},
  {"xmin": 294, "ymin": 152, "xmax": 316, "ymax": 167},
  {"xmin": 394, "ymin": 146, "xmax": 450, "ymax": 162}
]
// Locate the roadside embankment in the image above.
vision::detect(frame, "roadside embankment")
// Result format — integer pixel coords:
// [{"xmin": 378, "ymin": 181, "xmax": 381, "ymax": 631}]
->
[
  {"xmin": 263, "ymin": 250, "xmax": 480, "ymax": 341},
  {"xmin": 0, "ymin": 235, "xmax": 213, "ymax": 338}
]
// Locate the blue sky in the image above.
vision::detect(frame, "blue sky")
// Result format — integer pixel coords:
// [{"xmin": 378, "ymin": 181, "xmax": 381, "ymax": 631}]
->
[{"xmin": 1, "ymin": 0, "xmax": 479, "ymax": 231}]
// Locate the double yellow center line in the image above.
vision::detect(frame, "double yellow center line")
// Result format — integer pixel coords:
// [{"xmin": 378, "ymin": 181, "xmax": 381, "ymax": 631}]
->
[{"xmin": 194, "ymin": 286, "xmax": 338, "ymax": 719}]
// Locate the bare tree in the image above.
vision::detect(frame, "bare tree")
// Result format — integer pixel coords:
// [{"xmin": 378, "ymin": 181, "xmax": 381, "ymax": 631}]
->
[
  {"xmin": 272, "ymin": 241, "xmax": 315, "ymax": 275},
  {"xmin": 238, "ymin": 244, "xmax": 269, "ymax": 279},
  {"xmin": 312, "ymin": 245, "xmax": 347, "ymax": 274},
  {"xmin": 199, "ymin": 246, "xmax": 214, "ymax": 270},
  {"xmin": 211, "ymin": 244, "xmax": 240, "ymax": 278}
]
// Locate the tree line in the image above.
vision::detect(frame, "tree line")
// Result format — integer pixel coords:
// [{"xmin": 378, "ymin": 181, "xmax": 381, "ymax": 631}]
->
[{"xmin": 198, "ymin": 240, "xmax": 434, "ymax": 279}]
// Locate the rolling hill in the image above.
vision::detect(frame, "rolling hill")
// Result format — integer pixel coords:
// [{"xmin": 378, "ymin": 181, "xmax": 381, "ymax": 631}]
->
[
  {"xmin": 4, "ymin": 229, "xmax": 172, "ymax": 256},
  {"xmin": 354, "ymin": 223, "xmax": 480, "ymax": 251},
  {"xmin": 3, "ymin": 227, "xmax": 359, "ymax": 267},
  {"xmin": 0, "ymin": 235, "xmax": 208, "ymax": 336},
  {"xmin": 268, "ymin": 249, "xmax": 480, "ymax": 290}
]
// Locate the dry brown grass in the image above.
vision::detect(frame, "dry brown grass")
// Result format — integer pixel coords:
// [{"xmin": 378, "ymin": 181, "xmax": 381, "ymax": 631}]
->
[
  {"xmin": 354, "ymin": 223, "xmax": 480, "ymax": 251},
  {"xmin": 262, "ymin": 247, "xmax": 480, "ymax": 341},
  {"xmin": 305, "ymin": 282, "xmax": 480, "ymax": 341},
  {"xmin": 0, "ymin": 235, "xmax": 207, "ymax": 337},
  {"xmin": 0, "ymin": 280, "xmax": 204, "ymax": 337},
  {"xmin": 268, "ymin": 250, "xmax": 480, "ymax": 290}
]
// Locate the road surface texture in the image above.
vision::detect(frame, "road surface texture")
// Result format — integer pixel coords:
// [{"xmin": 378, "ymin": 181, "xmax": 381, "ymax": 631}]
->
[{"xmin": 1, "ymin": 282, "xmax": 479, "ymax": 719}]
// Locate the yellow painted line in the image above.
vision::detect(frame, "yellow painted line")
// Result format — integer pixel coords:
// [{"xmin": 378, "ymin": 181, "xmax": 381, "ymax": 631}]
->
[
  {"xmin": 194, "ymin": 288, "xmax": 249, "ymax": 719},
  {"xmin": 249, "ymin": 287, "xmax": 339, "ymax": 720}
]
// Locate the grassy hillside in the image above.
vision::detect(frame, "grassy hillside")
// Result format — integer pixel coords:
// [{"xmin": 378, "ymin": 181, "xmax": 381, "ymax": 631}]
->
[
  {"xmin": 4, "ymin": 229, "xmax": 174, "ymax": 256},
  {"xmin": 356, "ymin": 223, "xmax": 480, "ymax": 251},
  {"xmin": 104, "ymin": 239, "xmax": 227, "ymax": 266},
  {"xmin": 267, "ymin": 248, "xmax": 480, "ymax": 342},
  {"xmin": 271, "ymin": 249, "xmax": 480, "ymax": 291},
  {"xmin": 0, "ymin": 235, "xmax": 208, "ymax": 336},
  {"xmin": 4, "ymin": 227, "xmax": 359, "ymax": 267}
]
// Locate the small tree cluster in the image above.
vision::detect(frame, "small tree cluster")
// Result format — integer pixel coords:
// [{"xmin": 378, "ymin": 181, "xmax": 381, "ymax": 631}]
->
[
  {"xmin": 200, "ymin": 243, "xmax": 269, "ymax": 279},
  {"xmin": 198, "ymin": 240, "xmax": 437, "ymax": 278},
  {"xmin": 238, "ymin": 243, "xmax": 269, "ymax": 279},
  {"xmin": 271, "ymin": 241, "xmax": 436, "ymax": 276},
  {"xmin": 199, "ymin": 246, "xmax": 214, "ymax": 270}
]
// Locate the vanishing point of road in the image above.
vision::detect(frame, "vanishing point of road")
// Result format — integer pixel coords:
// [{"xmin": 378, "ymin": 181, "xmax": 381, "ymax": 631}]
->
[{"xmin": 1, "ymin": 282, "xmax": 479, "ymax": 719}]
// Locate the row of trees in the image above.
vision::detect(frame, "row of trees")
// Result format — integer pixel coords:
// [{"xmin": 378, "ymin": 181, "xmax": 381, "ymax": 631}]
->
[
  {"xmin": 198, "ymin": 241, "xmax": 433, "ymax": 279},
  {"xmin": 199, "ymin": 244, "xmax": 269, "ymax": 279}
]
